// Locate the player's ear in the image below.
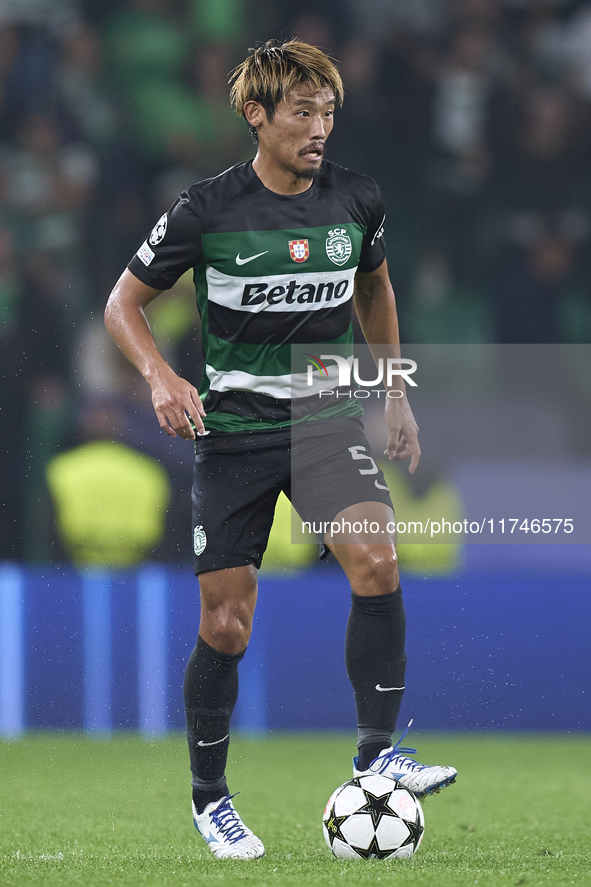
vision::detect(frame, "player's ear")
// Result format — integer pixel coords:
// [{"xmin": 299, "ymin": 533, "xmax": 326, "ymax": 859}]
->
[{"xmin": 243, "ymin": 101, "xmax": 265, "ymax": 130}]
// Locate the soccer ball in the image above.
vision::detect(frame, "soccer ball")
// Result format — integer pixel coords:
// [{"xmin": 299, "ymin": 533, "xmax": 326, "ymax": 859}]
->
[{"xmin": 323, "ymin": 774, "xmax": 424, "ymax": 860}]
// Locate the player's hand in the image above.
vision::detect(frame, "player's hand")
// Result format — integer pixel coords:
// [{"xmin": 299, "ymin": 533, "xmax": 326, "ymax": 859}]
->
[
  {"xmin": 149, "ymin": 365, "xmax": 206, "ymax": 439},
  {"xmin": 384, "ymin": 395, "xmax": 420, "ymax": 473}
]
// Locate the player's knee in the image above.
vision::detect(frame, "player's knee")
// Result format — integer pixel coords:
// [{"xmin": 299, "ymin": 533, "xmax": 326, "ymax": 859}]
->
[
  {"xmin": 198, "ymin": 565, "xmax": 257, "ymax": 653},
  {"xmin": 203, "ymin": 605, "xmax": 253, "ymax": 653},
  {"xmin": 350, "ymin": 548, "xmax": 399, "ymax": 596}
]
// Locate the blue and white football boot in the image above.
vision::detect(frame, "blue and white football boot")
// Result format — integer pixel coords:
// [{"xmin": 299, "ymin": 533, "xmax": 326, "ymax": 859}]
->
[
  {"xmin": 353, "ymin": 720, "xmax": 457, "ymax": 798},
  {"xmin": 192, "ymin": 794, "xmax": 265, "ymax": 860}
]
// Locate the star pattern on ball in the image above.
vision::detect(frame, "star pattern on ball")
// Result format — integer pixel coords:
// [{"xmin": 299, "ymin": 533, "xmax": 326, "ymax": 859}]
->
[
  {"xmin": 356, "ymin": 789, "xmax": 397, "ymax": 829},
  {"xmin": 399, "ymin": 805, "xmax": 424, "ymax": 851},
  {"xmin": 354, "ymin": 834, "xmax": 388, "ymax": 860},
  {"xmin": 325, "ymin": 811, "xmax": 349, "ymax": 847}
]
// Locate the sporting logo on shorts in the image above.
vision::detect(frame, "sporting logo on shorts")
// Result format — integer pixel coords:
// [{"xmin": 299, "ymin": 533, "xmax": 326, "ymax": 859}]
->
[
  {"xmin": 149, "ymin": 213, "xmax": 168, "ymax": 246},
  {"xmin": 193, "ymin": 525, "xmax": 207, "ymax": 556},
  {"xmin": 326, "ymin": 228, "xmax": 352, "ymax": 266},
  {"xmin": 289, "ymin": 239, "xmax": 309, "ymax": 263}
]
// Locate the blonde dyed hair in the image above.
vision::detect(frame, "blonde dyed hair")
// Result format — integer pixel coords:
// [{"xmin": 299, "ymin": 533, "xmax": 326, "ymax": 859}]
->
[{"xmin": 230, "ymin": 39, "xmax": 344, "ymax": 127}]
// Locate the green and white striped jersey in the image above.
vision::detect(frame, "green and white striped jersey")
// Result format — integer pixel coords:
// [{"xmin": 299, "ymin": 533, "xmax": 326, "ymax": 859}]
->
[{"xmin": 128, "ymin": 160, "xmax": 386, "ymax": 433}]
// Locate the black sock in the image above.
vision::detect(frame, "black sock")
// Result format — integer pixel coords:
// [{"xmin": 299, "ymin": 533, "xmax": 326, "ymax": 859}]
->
[
  {"xmin": 184, "ymin": 636, "xmax": 245, "ymax": 799},
  {"xmin": 192, "ymin": 781, "xmax": 229, "ymax": 815},
  {"xmin": 345, "ymin": 588, "xmax": 407, "ymax": 752},
  {"xmin": 357, "ymin": 742, "xmax": 389, "ymax": 772}
]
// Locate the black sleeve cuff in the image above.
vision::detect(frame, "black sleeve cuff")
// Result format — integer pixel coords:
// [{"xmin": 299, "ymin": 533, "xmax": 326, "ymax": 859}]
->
[{"xmin": 127, "ymin": 256, "xmax": 175, "ymax": 291}]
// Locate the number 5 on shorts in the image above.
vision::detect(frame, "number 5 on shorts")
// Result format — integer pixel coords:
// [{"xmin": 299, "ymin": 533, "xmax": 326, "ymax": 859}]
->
[
  {"xmin": 348, "ymin": 445, "xmax": 390, "ymax": 491},
  {"xmin": 348, "ymin": 445, "xmax": 378, "ymax": 475}
]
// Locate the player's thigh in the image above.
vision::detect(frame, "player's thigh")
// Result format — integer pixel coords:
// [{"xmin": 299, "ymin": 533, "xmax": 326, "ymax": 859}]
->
[{"xmin": 291, "ymin": 417, "xmax": 393, "ymax": 538}]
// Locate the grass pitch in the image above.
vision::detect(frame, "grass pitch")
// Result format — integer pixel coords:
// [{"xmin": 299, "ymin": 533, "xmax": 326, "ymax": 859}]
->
[{"xmin": 1, "ymin": 732, "xmax": 589, "ymax": 887}]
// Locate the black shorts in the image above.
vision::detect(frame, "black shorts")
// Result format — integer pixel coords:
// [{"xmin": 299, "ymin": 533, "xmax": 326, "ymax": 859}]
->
[{"xmin": 190, "ymin": 417, "xmax": 393, "ymax": 575}]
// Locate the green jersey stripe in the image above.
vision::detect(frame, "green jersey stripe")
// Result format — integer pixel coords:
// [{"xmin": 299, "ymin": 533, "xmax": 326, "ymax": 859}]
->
[{"xmin": 202, "ymin": 395, "xmax": 363, "ymax": 433}]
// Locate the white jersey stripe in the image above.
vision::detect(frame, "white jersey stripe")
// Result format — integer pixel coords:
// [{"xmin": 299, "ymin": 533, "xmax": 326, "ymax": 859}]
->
[
  {"xmin": 205, "ymin": 364, "xmax": 344, "ymax": 400},
  {"xmin": 206, "ymin": 366, "xmax": 293, "ymax": 399}
]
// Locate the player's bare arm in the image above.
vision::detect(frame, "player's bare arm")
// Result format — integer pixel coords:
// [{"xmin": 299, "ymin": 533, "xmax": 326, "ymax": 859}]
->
[
  {"xmin": 353, "ymin": 259, "xmax": 421, "ymax": 473},
  {"xmin": 104, "ymin": 268, "xmax": 206, "ymax": 439}
]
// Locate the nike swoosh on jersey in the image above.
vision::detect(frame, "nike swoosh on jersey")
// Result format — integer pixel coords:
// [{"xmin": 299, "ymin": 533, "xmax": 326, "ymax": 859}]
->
[
  {"xmin": 197, "ymin": 734, "xmax": 230, "ymax": 747},
  {"xmin": 235, "ymin": 250, "xmax": 269, "ymax": 265},
  {"xmin": 375, "ymin": 684, "xmax": 405, "ymax": 692}
]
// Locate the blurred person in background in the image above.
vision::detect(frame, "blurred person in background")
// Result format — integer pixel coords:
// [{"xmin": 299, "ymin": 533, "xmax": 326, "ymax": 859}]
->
[
  {"xmin": 18, "ymin": 248, "xmax": 74, "ymax": 559},
  {"xmin": 0, "ymin": 22, "xmax": 20, "ymax": 140},
  {"xmin": 0, "ymin": 111, "xmax": 97, "ymax": 261},
  {"xmin": 492, "ymin": 216, "xmax": 585, "ymax": 343},
  {"xmin": 489, "ymin": 82, "xmax": 590, "ymax": 342},
  {"xmin": 46, "ymin": 396, "xmax": 171, "ymax": 566},
  {"xmin": 422, "ymin": 23, "xmax": 496, "ymax": 291},
  {"xmin": 55, "ymin": 22, "xmax": 117, "ymax": 148},
  {"xmin": 0, "ymin": 104, "xmax": 96, "ymax": 551},
  {"xmin": 328, "ymin": 38, "xmax": 389, "ymax": 189},
  {"xmin": 0, "ymin": 224, "xmax": 24, "ymax": 558}
]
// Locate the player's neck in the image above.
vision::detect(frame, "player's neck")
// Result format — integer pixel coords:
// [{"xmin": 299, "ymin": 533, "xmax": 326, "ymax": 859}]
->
[{"xmin": 251, "ymin": 154, "xmax": 315, "ymax": 196}]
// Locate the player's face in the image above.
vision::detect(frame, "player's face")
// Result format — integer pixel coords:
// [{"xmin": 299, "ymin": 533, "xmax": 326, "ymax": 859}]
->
[{"xmin": 257, "ymin": 83, "xmax": 335, "ymax": 182}]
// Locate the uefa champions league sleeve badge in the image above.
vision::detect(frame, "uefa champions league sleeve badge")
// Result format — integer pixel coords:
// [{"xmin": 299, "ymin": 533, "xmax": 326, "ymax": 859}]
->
[
  {"xmin": 149, "ymin": 213, "xmax": 168, "ymax": 246},
  {"xmin": 193, "ymin": 525, "xmax": 207, "ymax": 556}
]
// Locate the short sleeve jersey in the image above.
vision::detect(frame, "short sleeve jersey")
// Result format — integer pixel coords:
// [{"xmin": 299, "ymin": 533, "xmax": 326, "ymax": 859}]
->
[{"xmin": 128, "ymin": 159, "xmax": 386, "ymax": 433}]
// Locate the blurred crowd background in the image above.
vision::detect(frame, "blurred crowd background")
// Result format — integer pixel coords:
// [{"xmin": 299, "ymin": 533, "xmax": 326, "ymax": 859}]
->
[{"xmin": 2, "ymin": 0, "xmax": 591, "ymax": 564}]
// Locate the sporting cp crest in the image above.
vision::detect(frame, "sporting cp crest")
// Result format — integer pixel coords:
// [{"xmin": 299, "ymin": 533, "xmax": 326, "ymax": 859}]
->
[
  {"xmin": 326, "ymin": 228, "xmax": 352, "ymax": 266},
  {"xmin": 289, "ymin": 239, "xmax": 309, "ymax": 263},
  {"xmin": 193, "ymin": 525, "xmax": 207, "ymax": 557}
]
